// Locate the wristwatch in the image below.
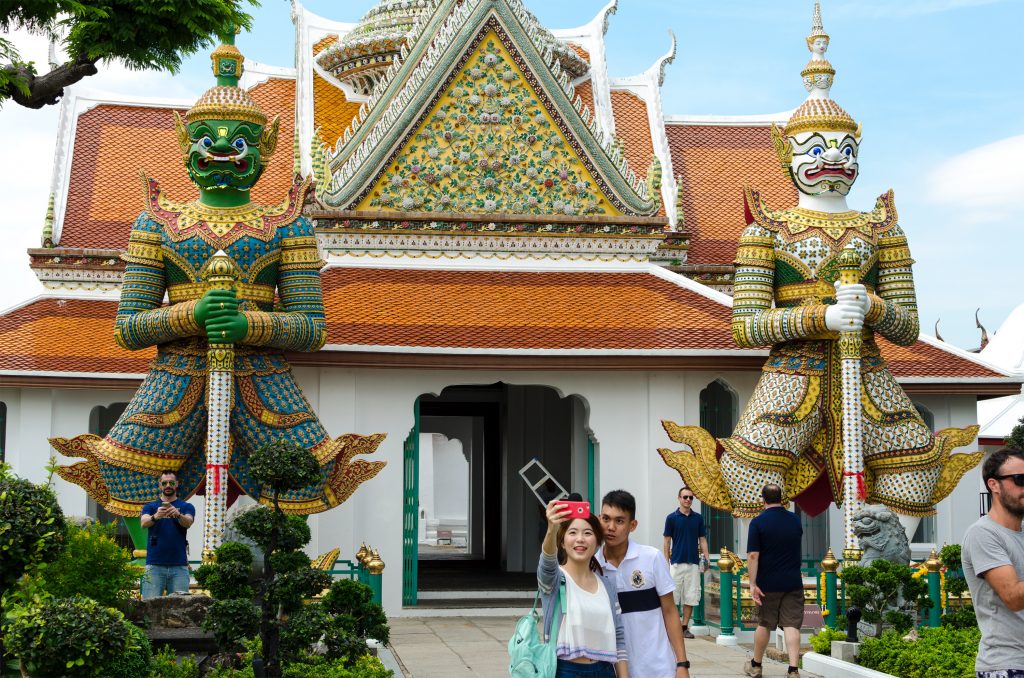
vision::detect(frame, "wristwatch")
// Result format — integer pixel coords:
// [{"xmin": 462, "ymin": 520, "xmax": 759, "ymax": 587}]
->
[{"xmin": 677, "ymin": 660, "xmax": 690, "ymax": 669}]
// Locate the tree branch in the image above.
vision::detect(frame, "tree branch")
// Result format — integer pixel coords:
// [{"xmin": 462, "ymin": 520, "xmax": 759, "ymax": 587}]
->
[{"xmin": 2, "ymin": 57, "xmax": 98, "ymax": 109}]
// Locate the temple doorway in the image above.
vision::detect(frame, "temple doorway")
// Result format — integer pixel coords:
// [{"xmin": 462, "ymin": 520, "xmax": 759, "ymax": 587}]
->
[{"xmin": 401, "ymin": 383, "xmax": 594, "ymax": 606}]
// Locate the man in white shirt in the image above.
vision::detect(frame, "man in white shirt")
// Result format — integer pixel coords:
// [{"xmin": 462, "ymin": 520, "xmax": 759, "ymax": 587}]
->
[{"xmin": 597, "ymin": 489, "xmax": 691, "ymax": 678}]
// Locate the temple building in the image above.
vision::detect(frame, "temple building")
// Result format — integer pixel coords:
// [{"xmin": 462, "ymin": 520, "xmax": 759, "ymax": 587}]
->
[{"xmin": 1, "ymin": 0, "xmax": 1019, "ymax": 613}]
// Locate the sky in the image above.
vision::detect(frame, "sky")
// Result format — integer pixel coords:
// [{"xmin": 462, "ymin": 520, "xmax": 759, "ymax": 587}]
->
[{"xmin": 0, "ymin": 0, "xmax": 1020, "ymax": 351}]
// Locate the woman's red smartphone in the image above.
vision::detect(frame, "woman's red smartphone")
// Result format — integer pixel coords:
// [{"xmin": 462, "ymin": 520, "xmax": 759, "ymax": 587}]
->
[{"xmin": 557, "ymin": 501, "xmax": 590, "ymax": 518}]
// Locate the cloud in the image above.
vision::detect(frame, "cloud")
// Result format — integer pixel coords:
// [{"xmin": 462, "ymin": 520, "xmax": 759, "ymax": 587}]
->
[{"xmin": 924, "ymin": 134, "xmax": 1024, "ymax": 223}]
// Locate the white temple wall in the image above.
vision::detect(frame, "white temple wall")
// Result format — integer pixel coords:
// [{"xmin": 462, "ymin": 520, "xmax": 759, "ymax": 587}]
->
[
  {"xmin": 0, "ymin": 374, "xmax": 989, "ymax": 613},
  {"xmin": 304, "ymin": 365, "xmax": 767, "ymax": 611}
]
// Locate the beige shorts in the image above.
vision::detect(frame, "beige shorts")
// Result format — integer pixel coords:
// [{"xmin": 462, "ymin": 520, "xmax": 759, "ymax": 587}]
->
[{"xmin": 670, "ymin": 562, "xmax": 702, "ymax": 607}]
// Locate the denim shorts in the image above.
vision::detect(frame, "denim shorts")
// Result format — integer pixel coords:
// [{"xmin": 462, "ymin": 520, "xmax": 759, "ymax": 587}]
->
[{"xmin": 555, "ymin": 659, "xmax": 616, "ymax": 677}]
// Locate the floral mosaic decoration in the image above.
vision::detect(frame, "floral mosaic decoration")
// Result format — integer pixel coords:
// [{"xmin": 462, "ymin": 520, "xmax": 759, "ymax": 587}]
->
[{"xmin": 363, "ymin": 36, "xmax": 613, "ymax": 216}]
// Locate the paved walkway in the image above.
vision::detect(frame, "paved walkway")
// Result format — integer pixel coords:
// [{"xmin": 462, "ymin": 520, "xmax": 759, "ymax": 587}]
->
[{"xmin": 386, "ymin": 616, "xmax": 823, "ymax": 678}]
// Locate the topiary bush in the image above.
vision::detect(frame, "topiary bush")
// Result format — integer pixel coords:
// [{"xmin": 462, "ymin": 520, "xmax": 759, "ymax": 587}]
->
[
  {"xmin": 0, "ymin": 463, "xmax": 67, "ymax": 596},
  {"xmin": 858, "ymin": 626, "xmax": 980, "ymax": 677},
  {"xmin": 29, "ymin": 520, "xmax": 144, "ymax": 607},
  {"xmin": 3, "ymin": 596, "xmax": 128, "ymax": 676},
  {"xmin": 809, "ymin": 626, "xmax": 846, "ymax": 655},
  {"xmin": 98, "ymin": 621, "xmax": 152, "ymax": 678},
  {"xmin": 941, "ymin": 604, "xmax": 977, "ymax": 629},
  {"xmin": 323, "ymin": 579, "xmax": 390, "ymax": 645},
  {"xmin": 150, "ymin": 643, "xmax": 200, "ymax": 678},
  {"xmin": 200, "ymin": 440, "xmax": 388, "ymax": 678},
  {"xmin": 843, "ymin": 559, "xmax": 930, "ymax": 633}
]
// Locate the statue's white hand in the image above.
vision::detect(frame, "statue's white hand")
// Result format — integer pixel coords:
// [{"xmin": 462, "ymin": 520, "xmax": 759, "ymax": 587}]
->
[
  {"xmin": 836, "ymin": 282, "xmax": 870, "ymax": 315},
  {"xmin": 825, "ymin": 282, "xmax": 867, "ymax": 332}
]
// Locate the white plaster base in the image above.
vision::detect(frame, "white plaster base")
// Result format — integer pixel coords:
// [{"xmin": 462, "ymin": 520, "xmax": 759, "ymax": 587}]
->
[
  {"xmin": 689, "ymin": 624, "xmax": 710, "ymax": 637},
  {"xmin": 715, "ymin": 634, "xmax": 739, "ymax": 646},
  {"xmin": 801, "ymin": 652, "xmax": 896, "ymax": 678}
]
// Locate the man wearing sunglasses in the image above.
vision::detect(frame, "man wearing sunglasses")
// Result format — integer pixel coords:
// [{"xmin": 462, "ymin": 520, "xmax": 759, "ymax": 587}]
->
[
  {"xmin": 963, "ymin": 448, "xmax": 1024, "ymax": 678},
  {"xmin": 663, "ymin": 487, "xmax": 709, "ymax": 639},
  {"xmin": 140, "ymin": 469, "xmax": 195, "ymax": 599}
]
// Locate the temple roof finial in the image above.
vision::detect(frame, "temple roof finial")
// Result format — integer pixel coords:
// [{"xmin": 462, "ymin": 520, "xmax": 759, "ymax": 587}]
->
[
  {"xmin": 783, "ymin": 2, "xmax": 858, "ymax": 138},
  {"xmin": 807, "ymin": 2, "xmax": 829, "ymax": 56}
]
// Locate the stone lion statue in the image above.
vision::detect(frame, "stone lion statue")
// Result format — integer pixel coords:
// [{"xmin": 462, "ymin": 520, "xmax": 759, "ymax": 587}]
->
[{"xmin": 852, "ymin": 505, "xmax": 911, "ymax": 566}]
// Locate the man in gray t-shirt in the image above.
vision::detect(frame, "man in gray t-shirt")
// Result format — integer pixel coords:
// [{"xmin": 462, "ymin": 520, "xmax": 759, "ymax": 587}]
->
[{"xmin": 962, "ymin": 448, "xmax": 1024, "ymax": 677}]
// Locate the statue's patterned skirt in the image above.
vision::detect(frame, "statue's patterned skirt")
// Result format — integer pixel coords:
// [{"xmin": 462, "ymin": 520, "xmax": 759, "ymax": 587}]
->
[
  {"xmin": 720, "ymin": 338, "xmax": 941, "ymax": 516},
  {"xmin": 53, "ymin": 340, "xmax": 384, "ymax": 516}
]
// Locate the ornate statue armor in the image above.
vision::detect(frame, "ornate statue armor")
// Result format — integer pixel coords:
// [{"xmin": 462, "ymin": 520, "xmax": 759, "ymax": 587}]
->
[
  {"xmin": 661, "ymin": 3, "xmax": 980, "ymax": 520},
  {"xmin": 52, "ymin": 37, "xmax": 384, "ymax": 516}
]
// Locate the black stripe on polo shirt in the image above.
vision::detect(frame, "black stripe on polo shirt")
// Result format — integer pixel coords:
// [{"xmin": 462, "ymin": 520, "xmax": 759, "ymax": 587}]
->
[{"xmin": 617, "ymin": 587, "xmax": 661, "ymax": 613}]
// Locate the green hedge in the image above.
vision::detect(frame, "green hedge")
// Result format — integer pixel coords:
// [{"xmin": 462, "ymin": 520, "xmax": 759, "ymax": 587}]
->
[{"xmin": 858, "ymin": 627, "xmax": 979, "ymax": 678}]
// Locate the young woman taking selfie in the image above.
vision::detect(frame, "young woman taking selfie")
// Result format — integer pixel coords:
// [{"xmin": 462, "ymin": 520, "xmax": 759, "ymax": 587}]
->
[{"xmin": 538, "ymin": 499, "xmax": 628, "ymax": 678}]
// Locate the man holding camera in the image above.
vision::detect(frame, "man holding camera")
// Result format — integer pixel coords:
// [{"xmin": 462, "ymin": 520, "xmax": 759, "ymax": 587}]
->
[{"xmin": 140, "ymin": 469, "xmax": 195, "ymax": 599}]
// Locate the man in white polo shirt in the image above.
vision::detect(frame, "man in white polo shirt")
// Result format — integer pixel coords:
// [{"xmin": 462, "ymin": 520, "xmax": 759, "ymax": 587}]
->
[{"xmin": 597, "ymin": 489, "xmax": 691, "ymax": 678}]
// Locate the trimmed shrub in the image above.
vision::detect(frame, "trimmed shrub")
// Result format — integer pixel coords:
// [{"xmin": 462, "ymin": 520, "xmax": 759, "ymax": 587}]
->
[
  {"xmin": 809, "ymin": 626, "xmax": 846, "ymax": 655},
  {"xmin": 4, "ymin": 596, "xmax": 128, "ymax": 676},
  {"xmin": 31, "ymin": 520, "xmax": 144, "ymax": 607},
  {"xmin": 99, "ymin": 621, "xmax": 152, "ymax": 678},
  {"xmin": 858, "ymin": 626, "xmax": 980, "ymax": 678},
  {"xmin": 150, "ymin": 644, "xmax": 200, "ymax": 678},
  {"xmin": 0, "ymin": 464, "xmax": 67, "ymax": 596}
]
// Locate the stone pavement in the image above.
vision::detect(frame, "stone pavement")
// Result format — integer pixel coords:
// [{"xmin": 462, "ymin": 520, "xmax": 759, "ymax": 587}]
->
[{"xmin": 386, "ymin": 616, "xmax": 823, "ymax": 678}]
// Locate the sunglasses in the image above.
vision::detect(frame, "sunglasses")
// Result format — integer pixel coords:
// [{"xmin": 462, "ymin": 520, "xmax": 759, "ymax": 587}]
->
[
  {"xmin": 160, "ymin": 480, "xmax": 177, "ymax": 487},
  {"xmin": 994, "ymin": 473, "xmax": 1024, "ymax": 487},
  {"xmin": 680, "ymin": 495, "xmax": 694, "ymax": 500}
]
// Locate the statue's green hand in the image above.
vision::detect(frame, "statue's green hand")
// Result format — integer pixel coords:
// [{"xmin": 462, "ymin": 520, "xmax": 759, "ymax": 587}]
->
[
  {"xmin": 195, "ymin": 288, "xmax": 238, "ymax": 326},
  {"xmin": 205, "ymin": 312, "xmax": 248, "ymax": 344},
  {"xmin": 195, "ymin": 289, "xmax": 246, "ymax": 343}
]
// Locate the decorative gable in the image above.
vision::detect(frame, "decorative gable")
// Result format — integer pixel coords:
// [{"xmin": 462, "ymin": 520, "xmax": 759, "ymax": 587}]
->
[
  {"xmin": 354, "ymin": 29, "xmax": 620, "ymax": 217},
  {"xmin": 315, "ymin": 2, "xmax": 658, "ymax": 216}
]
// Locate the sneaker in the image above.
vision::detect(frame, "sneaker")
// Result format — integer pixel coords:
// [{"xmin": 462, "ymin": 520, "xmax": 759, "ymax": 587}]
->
[
  {"xmin": 743, "ymin": 660, "xmax": 763, "ymax": 678},
  {"xmin": 683, "ymin": 628, "xmax": 695, "ymax": 639},
  {"xmin": 787, "ymin": 671, "xmax": 800, "ymax": 678}
]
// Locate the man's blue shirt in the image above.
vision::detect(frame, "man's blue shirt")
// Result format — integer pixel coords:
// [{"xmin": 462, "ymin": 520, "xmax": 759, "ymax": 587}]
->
[
  {"xmin": 663, "ymin": 509, "xmax": 707, "ymax": 564},
  {"xmin": 746, "ymin": 506, "xmax": 803, "ymax": 592},
  {"xmin": 141, "ymin": 499, "xmax": 194, "ymax": 566}
]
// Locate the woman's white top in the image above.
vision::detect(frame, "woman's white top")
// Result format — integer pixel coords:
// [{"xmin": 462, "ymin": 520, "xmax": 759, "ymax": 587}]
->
[{"xmin": 556, "ymin": 567, "xmax": 618, "ymax": 663}]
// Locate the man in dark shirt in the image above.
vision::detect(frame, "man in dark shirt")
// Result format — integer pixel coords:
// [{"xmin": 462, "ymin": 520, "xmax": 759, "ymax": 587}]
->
[
  {"xmin": 744, "ymin": 484, "xmax": 803, "ymax": 678},
  {"xmin": 663, "ymin": 486, "xmax": 709, "ymax": 638},
  {"xmin": 140, "ymin": 469, "xmax": 195, "ymax": 599}
]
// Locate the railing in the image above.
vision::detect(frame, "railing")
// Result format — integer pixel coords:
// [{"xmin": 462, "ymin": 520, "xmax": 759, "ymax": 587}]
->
[
  {"xmin": 675, "ymin": 549, "xmax": 962, "ymax": 636},
  {"xmin": 135, "ymin": 543, "xmax": 386, "ymax": 606}
]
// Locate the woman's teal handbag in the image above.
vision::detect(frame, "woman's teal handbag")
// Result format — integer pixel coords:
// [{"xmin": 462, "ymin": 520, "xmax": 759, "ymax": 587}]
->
[{"xmin": 508, "ymin": 581, "xmax": 566, "ymax": 677}]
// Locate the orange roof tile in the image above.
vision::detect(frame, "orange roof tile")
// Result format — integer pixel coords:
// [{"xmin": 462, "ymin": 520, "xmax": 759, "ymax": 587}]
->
[
  {"xmin": 666, "ymin": 123, "xmax": 796, "ymax": 265},
  {"xmin": 574, "ymin": 79, "xmax": 594, "ymax": 114},
  {"xmin": 0, "ymin": 298, "xmax": 153, "ymax": 374},
  {"xmin": 320, "ymin": 268, "xmax": 734, "ymax": 350},
  {"xmin": 313, "ymin": 35, "xmax": 338, "ymax": 55},
  {"xmin": 313, "ymin": 74, "xmax": 362, "ymax": 151},
  {"xmin": 0, "ymin": 286, "xmax": 1011, "ymax": 383},
  {"xmin": 568, "ymin": 42, "xmax": 591, "ymax": 63},
  {"xmin": 59, "ymin": 80, "xmax": 297, "ymax": 250},
  {"xmin": 609, "ymin": 90, "xmax": 654, "ymax": 188},
  {"xmin": 875, "ymin": 337, "xmax": 1005, "ymax": 379}
]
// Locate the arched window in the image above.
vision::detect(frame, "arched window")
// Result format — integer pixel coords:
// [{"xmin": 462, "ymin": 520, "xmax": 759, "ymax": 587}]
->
[
  {"xmin": 699, "ymin": 380, "xmax": 737, "ymax": 553},
  {"xmin": 911, "ymin": 403, "xmax": 937, "ymax": 544},
  {"xmin": 88, "ymin": 403, "xmax": 132, "ymax": 548}
]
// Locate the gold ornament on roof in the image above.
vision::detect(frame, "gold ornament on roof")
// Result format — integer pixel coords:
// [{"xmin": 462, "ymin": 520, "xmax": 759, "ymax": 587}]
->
[
  {"xmin": 186, "ymin": 86, "xmax": 267, "ymax": 126},
  {"xmin": 780, "ymin": 2, "xmax": 861, "ymax": 139},
  {"xmin": 806, "ymin": 1, "xmax": 830, "ymax": 50},
  {"xmin": 784, "ymin": 98, "xmax": 859, "ymax": 136},
  {"xmin": 185, "ymin": 34, "xmax": 267, "ymax": 128}
]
